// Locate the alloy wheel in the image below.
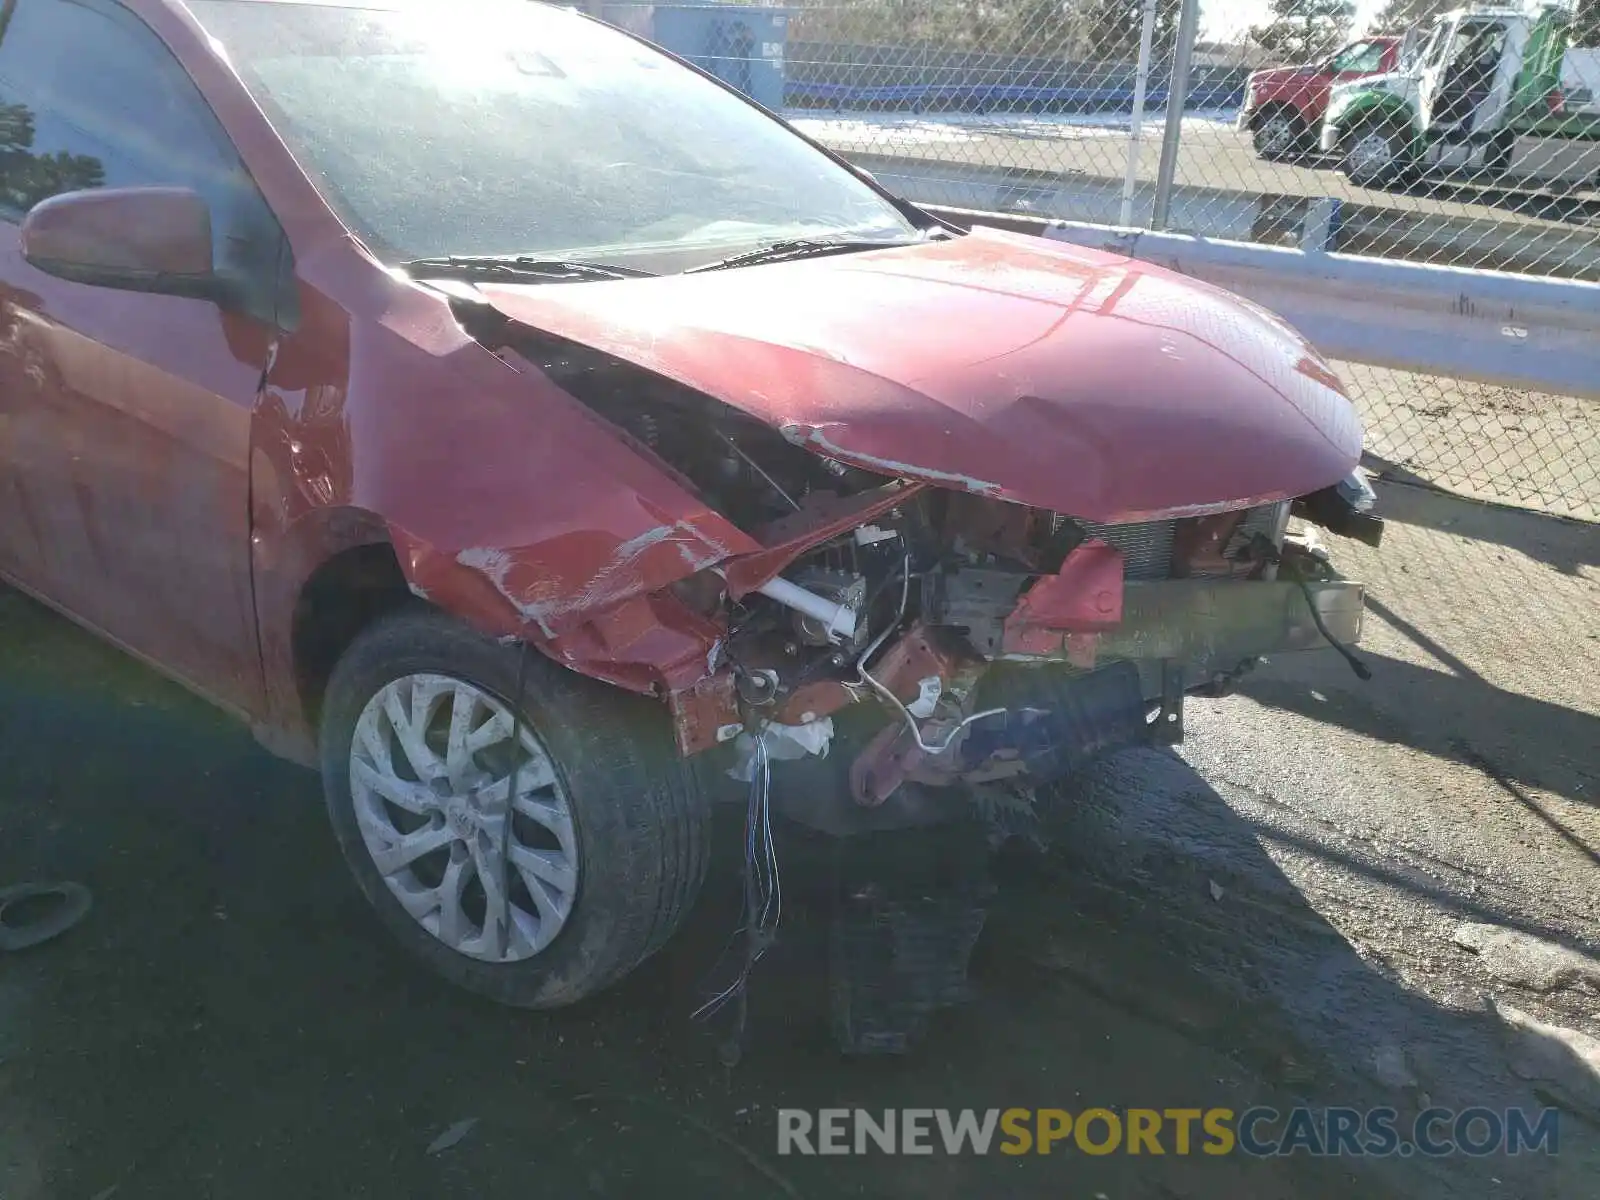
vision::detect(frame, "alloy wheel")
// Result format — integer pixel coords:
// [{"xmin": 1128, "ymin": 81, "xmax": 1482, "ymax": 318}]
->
[{"xmin": 348, "ymin": 673, "xmax": 578, "ymax": 963}]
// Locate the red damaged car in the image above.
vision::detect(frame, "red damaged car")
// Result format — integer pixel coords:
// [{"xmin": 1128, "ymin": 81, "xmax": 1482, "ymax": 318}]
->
[{"xmin": 0, "ymin": 0, "xmax": 1379, "ymax": 1032}]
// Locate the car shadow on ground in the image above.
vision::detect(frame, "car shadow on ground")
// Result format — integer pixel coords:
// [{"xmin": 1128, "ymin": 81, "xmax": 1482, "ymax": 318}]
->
[
  {"xmin": 1242, "ymin": 644, "xmax": 1598, "ymax": 814},
  {"xmin": 1358, "ymin": 470, "xmax": 1599, "ymax": 577},
  {"xmin": 0, "ymin": 587, "xmax": 1590, "ymax": 1199},
  {"xmin": 1239, "ymin": 479, "xmax": 1597, "ymax": 824}
]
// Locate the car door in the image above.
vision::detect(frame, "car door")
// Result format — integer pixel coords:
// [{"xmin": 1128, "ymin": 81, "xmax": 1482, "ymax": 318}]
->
[
  {"xmin": 0, "ymin": 0, "xmax": 288, "ymax": 715},
  {"xmin": 1430, "ymin": 20, "xmax": 1514, "ymax": 136},
  {"xmin": 1476, "ymin": 21, "xmax": 1526, "ymax": 135},
  {"xmin": 1417, "ymin": 19, "xmax": 1462, "ymax": 132}
]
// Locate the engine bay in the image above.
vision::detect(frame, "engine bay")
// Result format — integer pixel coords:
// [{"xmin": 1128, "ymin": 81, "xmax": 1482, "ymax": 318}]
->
[{"xmin": 484, "ymin": 320, "xmax": 1357, "ymax": 818}]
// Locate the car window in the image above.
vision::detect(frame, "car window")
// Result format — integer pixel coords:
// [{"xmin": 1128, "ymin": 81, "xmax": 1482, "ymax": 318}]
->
[
  {"xmin": 1449, "ymin": 22, "xmax": 1507, "ymax": 70},
  {"xmin": 1420, "ymin": 24, "xmax": 1453, "ymax": 70},
  {"xmin": 0, "ymin": 0, "xmax": 282, "ymax": 292},
  {"xmin": 187, "ymin": 0, "xmax": 919, "ymax": 269},
  {"xmin": 1329, "ymin": 41, "xmax": 1386, "ymax": 74}
]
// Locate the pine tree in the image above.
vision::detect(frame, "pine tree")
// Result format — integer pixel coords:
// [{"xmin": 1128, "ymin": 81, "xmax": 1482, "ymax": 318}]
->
[
  {"xmin": 1249, "ymin": 0, "xmax": 1355, "ymax": 64},
  {"xmin": 1369, "ymin": 0, "xmax": 1455, "ymax": 35},
  {"xmin": 1077, "ymin": 0, "xmax": 1182, "ymax": 63},
  {"xmin": 1574, "ymin": 0, "xmax": 1600, "ymax": 49}
]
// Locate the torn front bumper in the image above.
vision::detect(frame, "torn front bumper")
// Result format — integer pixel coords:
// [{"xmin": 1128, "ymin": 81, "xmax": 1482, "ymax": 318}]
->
[
  {"xmin": 827, "ymin": 574, "xmax": 1366, "ymax": 822},
  {"xmin": 1096, "ymin": 576, "xmax": 1365, "ymax": 684},
  {"xmin": 957, "ymin": 575, "xmax": 1366, "ymax": 778}
]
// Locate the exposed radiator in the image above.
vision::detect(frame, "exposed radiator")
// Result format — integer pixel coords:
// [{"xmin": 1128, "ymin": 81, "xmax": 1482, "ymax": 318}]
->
[
  {"xmin": 1076, "ymin": 518, "xmax": 1176, "ymax": 580},
  {"xmin": 1072, "ymin": 505, "xmax": 1286, "ymax": 580}
]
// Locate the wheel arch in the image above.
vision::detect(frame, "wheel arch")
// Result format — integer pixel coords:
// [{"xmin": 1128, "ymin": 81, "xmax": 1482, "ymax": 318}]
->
[
  {"xmin": 289, "ymin": 538, "xmax": 418, "ymax": 729},
  {"xmin": 1332, "ymin": 93, "xmax": 1419, "ymax": 143},
  {"xmin": 252, "ymin": 504, "xmax": 419, "ymax": 762},
  {"xmin": 1249, "ymin": 99, "xmax": 1305, "ymax": 129}
]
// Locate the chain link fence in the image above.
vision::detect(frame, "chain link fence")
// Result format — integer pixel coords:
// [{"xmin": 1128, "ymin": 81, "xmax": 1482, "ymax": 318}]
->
[
  {"xmin": 585, "ymin": 0, "xmax": 1598, "ymax": 522},
  {"xmin": 1338, "ymin": 362, "xmax": 1599, "ymax": 519}
]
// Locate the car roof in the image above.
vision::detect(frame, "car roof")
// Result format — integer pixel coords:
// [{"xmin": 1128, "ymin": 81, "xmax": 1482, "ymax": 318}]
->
[{"xmin": 162, "ymin": 0, "xmax": 583, "ymax": 27}]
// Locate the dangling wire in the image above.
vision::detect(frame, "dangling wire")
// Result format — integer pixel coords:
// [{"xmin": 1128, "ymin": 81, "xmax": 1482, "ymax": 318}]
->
[
  {"xmin": 854, "ymin": 554, "xmax": 1006, "ymax": 753},
  {"xmin": 1249, "ymin": 533, "xmax": 1371, "ymax": 680},
  {"xmin": 691, "ymin": 731, "xmax": 781, "ymax": 1045}
]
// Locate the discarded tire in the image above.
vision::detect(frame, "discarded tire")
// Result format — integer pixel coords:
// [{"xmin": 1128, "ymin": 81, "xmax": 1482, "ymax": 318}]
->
[{"xmin": 0, "ymin": 881, "xmax": 92, "ymax": 952}]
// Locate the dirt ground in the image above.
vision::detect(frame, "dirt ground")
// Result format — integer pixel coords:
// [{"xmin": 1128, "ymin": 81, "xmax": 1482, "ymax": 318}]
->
[
  {"xmin": 1343, "ymin": 363, "xmax": 1600, "ymax": 524},
  {"xmin": 0, "ymin": 479, "xmax": 1595, "ymax": 1200}
]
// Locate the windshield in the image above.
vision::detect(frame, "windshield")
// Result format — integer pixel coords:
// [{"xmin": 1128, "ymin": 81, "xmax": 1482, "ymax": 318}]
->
[
  {"xmin": 189, "ymin": 0, "xmax": 918, "ymax": 268},
  {"xmin": 1328, "ymin": 40, "xmax": 1386, "ymax": 74}
]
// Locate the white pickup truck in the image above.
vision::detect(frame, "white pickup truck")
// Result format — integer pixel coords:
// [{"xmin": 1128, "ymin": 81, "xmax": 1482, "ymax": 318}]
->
[{"xmin": 1320, "ymin": 4, "xmax": 1600, "ymax": 189}]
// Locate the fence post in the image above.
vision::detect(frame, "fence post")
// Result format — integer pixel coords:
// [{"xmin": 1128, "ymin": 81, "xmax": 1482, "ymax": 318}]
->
[
  {"xmin": 1151, "ymin": 0, "xmax": 1201, "ymax": 230},
  {"xmin": 1119, "ymin": 0, "xmax": 1160, "ymax": 227}
]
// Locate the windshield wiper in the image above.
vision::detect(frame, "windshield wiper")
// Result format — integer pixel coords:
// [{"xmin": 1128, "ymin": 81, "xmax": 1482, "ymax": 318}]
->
[
  {"xmin": 400, "ymin": 255, "xmax": 656, "ymax": 283},
  {"xmin": 686, "ymin": 238, "xmax": 921, "ymax": 273}
]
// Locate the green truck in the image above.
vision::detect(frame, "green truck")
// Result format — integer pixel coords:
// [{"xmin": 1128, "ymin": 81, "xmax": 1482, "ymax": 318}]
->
[{"xmin": 1320, "ymin": 4, "xmax": 1600, "ymax": 189}]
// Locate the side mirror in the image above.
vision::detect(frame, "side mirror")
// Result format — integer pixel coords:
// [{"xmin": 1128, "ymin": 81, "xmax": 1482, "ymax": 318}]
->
[{"xmin": 20, "ymin": 186, "xmax": 222, "ymax": 302}]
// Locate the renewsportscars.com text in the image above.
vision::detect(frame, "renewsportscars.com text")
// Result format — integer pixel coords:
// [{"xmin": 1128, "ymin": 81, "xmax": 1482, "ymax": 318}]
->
[{"xmin": 776, "ymin": 1106, "xmax": 1560, "ymax": 1158}]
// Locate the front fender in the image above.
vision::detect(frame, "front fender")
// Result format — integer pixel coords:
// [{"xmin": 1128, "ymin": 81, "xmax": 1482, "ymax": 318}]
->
[{"xmin": 1327, "ymin": 90, "xmax": 1418, "ymax": 138}]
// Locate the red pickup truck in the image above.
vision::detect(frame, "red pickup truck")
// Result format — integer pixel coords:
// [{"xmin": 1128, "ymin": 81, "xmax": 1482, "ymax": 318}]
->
[{"xmin": 1238, "ymin": 35, "xmax": 1403, "ymax": 160}]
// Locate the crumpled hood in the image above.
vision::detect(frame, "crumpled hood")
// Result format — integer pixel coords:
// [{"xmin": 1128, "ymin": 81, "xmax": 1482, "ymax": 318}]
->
[{"xmin": 477, "ymin": 227, "xmax": 1363, "ymax": 523}]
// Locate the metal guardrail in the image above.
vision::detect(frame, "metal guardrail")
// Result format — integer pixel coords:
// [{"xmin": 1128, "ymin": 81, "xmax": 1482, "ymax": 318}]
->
[
  {"xmin": 921, "ymin": 204, "xmax": 1600, "ymax": 406},
  {"xmin": 843, "ymin": 153, "xmax": 1600, "ymax": 280}
]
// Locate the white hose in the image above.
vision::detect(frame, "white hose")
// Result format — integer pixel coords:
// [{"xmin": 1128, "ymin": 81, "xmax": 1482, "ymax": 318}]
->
[{"xmin": 754, "ymin": 574, "xmax": 857, "ymax": 642}]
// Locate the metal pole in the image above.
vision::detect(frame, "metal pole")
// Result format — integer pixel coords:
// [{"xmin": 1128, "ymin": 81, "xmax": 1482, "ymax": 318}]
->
[
  {"xmin": 1119, "ymin": 0, "xmax": 1160, "ymax": 227},
  {"xmin": 1151, "ymin": 0, "xmax": 1200, "ymax": 231}
]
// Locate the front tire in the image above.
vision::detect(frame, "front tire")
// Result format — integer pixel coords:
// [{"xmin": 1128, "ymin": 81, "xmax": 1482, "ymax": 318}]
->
[
  {"xmin": 1341, "ymin": 119, "xmax": 1408, "ymax": 187},
  {"xmin": 1251, "ymin": 108, "xmax": 1304, "ymax": 161},
  {"xmin": 319, "ymin": 608, "xmax": 709, "ymax": 1008}
]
